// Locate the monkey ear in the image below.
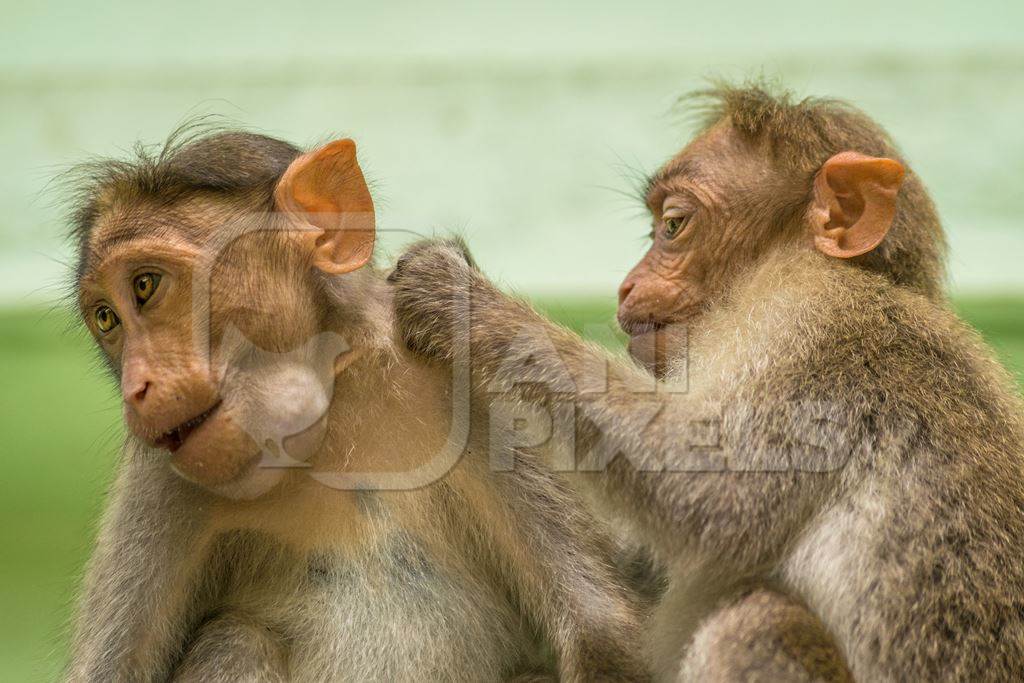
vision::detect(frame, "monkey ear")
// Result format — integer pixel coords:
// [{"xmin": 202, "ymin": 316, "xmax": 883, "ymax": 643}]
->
[
  {"xmin": 808, "ymin": 151, "xmax": 905, "ymax": 259},
  {"xmin": 274, "ymin": 139, "xmax": 375, "ymax": 274}
]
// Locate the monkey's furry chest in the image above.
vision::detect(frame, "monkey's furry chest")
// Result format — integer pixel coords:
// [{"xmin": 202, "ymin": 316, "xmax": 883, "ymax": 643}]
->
[{"xmin": 214, "ymin": 524, "xmax": 538, "ymax": 681}]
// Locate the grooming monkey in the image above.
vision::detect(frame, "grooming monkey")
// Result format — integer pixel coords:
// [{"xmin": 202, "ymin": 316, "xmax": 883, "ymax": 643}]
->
[
  {"xmin": 389, "ymin": 84, "xmax": 1024, "ymax": 681},
  {"xmin": 65, "ymin": 130, "xmax": 648, "ymax": 681}
]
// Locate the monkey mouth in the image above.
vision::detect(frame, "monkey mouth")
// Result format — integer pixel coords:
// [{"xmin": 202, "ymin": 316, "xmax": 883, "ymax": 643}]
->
[
  {"xmin": 618, "ymin": 318, "xmax": 668, "ymax": 337},
  {"xmin": 622, "ymin": 320, "xmax": 688, "ymax": 378},
  {"xmin": 155, "ymin": 401, "xmax": 222, "ymax": 453}
]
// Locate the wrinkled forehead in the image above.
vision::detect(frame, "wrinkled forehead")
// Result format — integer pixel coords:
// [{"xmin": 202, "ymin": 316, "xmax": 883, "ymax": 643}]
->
[
  {"xmin": 645, "ymin": 123, "xmax": 765, "ymax": 210},
  {"xmin": 79, "ymin": 194, "xmax": 267, "ymax": 285}
]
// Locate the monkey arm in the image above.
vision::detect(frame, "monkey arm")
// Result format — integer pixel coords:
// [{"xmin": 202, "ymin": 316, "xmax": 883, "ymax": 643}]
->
[
  {"xmin": 392, "ymin": 240, "xmax": 844, "ymax": 566},
  {"xmin": 67, "ymin": 440, "xmax": 216, "ymax": 682},
  {"xmin": 170, "ymin": 610, "xmax": 289, "ymax": 682},
  {"xmin": 455, "ymin": 453, "xmax": 649, "ymax": 681}
]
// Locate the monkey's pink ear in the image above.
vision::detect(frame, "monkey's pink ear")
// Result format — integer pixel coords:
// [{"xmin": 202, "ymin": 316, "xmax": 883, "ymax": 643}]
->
[
  {"xmin": 274, "ymin": 139, "xmax": 375, "ymax": 274},
  {"xmin": 808, "ymin": 151, "xmax": 904, "ymax": 259}
]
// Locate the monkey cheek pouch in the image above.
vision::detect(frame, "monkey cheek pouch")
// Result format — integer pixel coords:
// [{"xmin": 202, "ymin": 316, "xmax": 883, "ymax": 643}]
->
[{"xmin": 170, "ymin": 409, "xmax": 261, "ymax": 487}]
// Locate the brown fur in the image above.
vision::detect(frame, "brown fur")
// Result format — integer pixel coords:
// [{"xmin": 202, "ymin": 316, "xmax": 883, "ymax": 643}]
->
[
  {"xmin": 173, "ymin": 611, "xmax": 289, "ymax": 682},
  {"xmin": 678, "ymin": 81, "xmax": 946, "ymax": 299},
  {"xmin": 389, "ymin": 84, "xmax": 1024, "ymax": 681},
  {"xmin": 65, "ymin": 131, "xmax": 648, "ymax": 681},
  {"xmin": 681, "ymin": 590, "xmax": 852, "ymax": 683}
]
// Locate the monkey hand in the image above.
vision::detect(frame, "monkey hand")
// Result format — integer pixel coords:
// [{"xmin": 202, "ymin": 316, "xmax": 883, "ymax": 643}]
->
[{"xmin": 389, "ymin": 237, "xmax": 481, "ymax": 361}]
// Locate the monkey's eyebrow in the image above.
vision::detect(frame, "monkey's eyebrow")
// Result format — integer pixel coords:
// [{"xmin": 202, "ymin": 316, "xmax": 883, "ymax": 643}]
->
[
  {"xmin": 643, "ymin": 159, "xmax": 710, "ymax": 205},
  {"xmin": 87, "ymin": 219, "xmax": 199, "ymax": 267},
  {"xmin": 90, "ymin": 224, "xmax": 150, "ymax": 255},
  {"xmin": 644, "ymin": 168, "xmax": 713, "ymax": 215},
  {"xmin": 649, "ymin": 159, "xmax": 705, "ymax": 189},
  {"xmin": 84, "ymin": 220, "xmax": 164, "ymax": 272}
]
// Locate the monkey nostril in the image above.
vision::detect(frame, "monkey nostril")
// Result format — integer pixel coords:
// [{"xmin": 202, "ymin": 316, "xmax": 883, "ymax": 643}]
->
[
  {"xmin": 618, "ymin": 280, "xmax": 635, "ymax": 306},
  {"xmin": 130, "ymin": 381, "xmax": 151, "ymax": 404}
]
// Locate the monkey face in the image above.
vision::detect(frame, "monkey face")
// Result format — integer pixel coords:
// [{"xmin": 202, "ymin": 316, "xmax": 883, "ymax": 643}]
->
[
  {"xmin": 77, "ymin": 224, "xmax": 327, "ymax": 491},
  {"xmin": 76, "ymin": 138, "xmax": 376, "ymax": 497},
  {"xmin": 618, "ymin": 123, "xmax": 903, "ymax": 371},
  {"xmin": 616, "ymin": 124, "xmax": 765, "ymax": 371}
]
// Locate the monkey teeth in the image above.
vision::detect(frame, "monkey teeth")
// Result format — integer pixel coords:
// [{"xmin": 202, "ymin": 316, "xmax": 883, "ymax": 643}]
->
[{"xmin": 155, "ymin": 403, "xmax": 219, "ymax": 453}]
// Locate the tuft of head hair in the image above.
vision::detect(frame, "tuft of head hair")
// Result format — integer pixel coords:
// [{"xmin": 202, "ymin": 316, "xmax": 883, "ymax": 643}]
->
[
  {"xmin": 65, "ymin": 121, "xmax": 301, "ymax": 244},
  {"xmin": 681, "ymin": 79, "xmax": 948, "ymax": 299},
  {"xmin": 64, "ymin": 119, "xmax": 302, "ymax": 284}
]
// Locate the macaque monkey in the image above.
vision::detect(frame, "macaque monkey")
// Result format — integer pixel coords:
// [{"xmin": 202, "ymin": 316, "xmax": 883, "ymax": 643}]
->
[
  {"xmin": 65, "ymin": 130, "xmax": 648, "ymax": 681},
  {"xmin": 389, "ymin": 84, "xmax": 1024, "ymax": 681}
]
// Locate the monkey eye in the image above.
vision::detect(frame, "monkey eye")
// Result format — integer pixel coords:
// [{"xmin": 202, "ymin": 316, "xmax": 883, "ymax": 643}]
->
[
  {"xmin": 663, "ymin": 215, "xmax": 691, "ymax": 239},
  {"xmin": 95, "ymin": 305, "xmax": 120, "ymax": 334},
  {"xmin": 132, "ymin": 273, "xmax": 161, "ymax": 306}
]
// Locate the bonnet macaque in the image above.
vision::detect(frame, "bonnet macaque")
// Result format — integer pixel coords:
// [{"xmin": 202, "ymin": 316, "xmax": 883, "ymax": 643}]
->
[
  {"xmin": 66, "ymin": 131, "xmax": 647, "ymax": 681},
  {"xmin": 389, "ymin": 85, "xmax": 1024, "ymax": 681}
]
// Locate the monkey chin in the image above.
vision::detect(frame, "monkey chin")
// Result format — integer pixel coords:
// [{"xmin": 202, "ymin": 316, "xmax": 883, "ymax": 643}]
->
[
  {"xmin": 627, "ymin": 324, "xmax": 689, "ymax": 379},
  {"xmin": 166, "ymin": 406, "xmax": 263, "ymax": 493},
  {"xmin": 166, "ymin": 402, "xmax": 331, "ymax": 501}
]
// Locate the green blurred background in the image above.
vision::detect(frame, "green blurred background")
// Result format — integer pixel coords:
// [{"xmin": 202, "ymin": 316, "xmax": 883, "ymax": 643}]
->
[{"xmin": 2, "ymin": 1, "xmax": 1023, "ymax": 679}]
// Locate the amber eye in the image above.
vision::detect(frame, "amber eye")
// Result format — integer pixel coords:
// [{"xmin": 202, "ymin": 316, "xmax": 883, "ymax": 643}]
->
[
  {"xmin": 133, "ymin": 273, "xmax": 161, "ymax": 306},
  {"xmin": 664, "ymin": 216, "xmax": 690, "ymax": 239},
  {"xmin": 95, "ymin": 306, "xmax": 120, "ymax": 334}
]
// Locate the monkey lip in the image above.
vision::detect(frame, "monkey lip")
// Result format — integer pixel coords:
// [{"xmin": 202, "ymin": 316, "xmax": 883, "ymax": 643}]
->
[
  {"xmin": 619, "ymin": 318, "xmax": 668, "ymax": 336},
  {"xmin": 155, "ymin": 401, "xmax": 222, "ymax": 453},
  {"xmin": 623, "ymin": 318, "xmax": 688, "ymax": 379}
]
